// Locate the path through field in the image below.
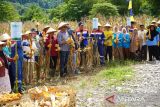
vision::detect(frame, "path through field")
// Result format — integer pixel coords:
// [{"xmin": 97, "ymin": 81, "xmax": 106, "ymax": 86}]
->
[{"xmin": 75, "ymin": 61, "xmax": 160, "ymax": 107}]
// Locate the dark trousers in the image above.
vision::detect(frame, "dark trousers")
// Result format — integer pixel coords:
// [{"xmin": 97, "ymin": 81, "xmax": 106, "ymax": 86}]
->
[
  {"xmin": 105, "ymin": 46, "xmax": 112, "ymax": 61},
  {"xmin": 50, "ymin": 56, "xmax": 57, "ymax": 76},
  {"xmin": 123, "ymin": 48, "xmax": 130, "ymax": 60},
  {"xmin": 98, "ymin": 44, "xmax": 105, "ymax": 65},
  {"xmin": 80, "ymin": 50, "xmax": 86, "ymax": 67},
  {"xmin": 140, "ymin": 45, "xmax": 147, "ymax": 61},
  {"xmin": 60, "ymin": 51, "xmax": 69, "ymax": 77},
  {"xmin": 148, "ymin": 46, "xmax": 159, "ymax": 61},
  {"xmin": 158, "ymin": 45, "xmax": 160, "ymax": 58}
]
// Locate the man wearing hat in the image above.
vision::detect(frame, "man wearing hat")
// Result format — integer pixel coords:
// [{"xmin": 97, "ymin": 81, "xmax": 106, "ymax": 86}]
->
[
  {"xmin": 138, "ymin": 24, "xmax": 147, "ymax": 60},
  {"xmin": 104, "ymin": 23, "xmax": 113, "ymax": 61},
  {"xmin": 76, "ymin": 22, "xmax": 89, "ymax": 68},
  {"xmin": 90, "ymin": 23, "xmax": 105, "ymax": 65},
  {"xmin": 57, "ymin": 22, "xmax": 71, "ymax": 77},
  {"xmin": 45, "ymin": 28, "xmax": 58, "ymax": 77},
  {"xmin": 22, "ymin": 30, "xmax": 37, "ymax": 84}
]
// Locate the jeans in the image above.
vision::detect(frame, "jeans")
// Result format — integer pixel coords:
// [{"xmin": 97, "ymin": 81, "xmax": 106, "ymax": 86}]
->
[{"xmin": 60, "ymin": 51, "xmax": 70, "ymax": 77}]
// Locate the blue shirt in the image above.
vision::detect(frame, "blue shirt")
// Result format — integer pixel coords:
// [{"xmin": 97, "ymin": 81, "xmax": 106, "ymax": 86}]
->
[
  {"xmin": 76, "ymin": 30, "xmax": 89, "ymax": 47},
  {"xmin": 156, "ymin": 27, "xmax": 160, "ymax": 41},
  {"xmin": 90, "ymin": 30, "xmax": 105, "ymax": 45},
  {"xmin": 57, "ymin": 31, "xmax": 70, "ymax": 51},
  {"xmin": 146, "ymin": 35, "xmax": 159, "ymax": 46},
  {"xmin": 112, "ymin": 32, "xmax": 123, "ymax": 48},
  {"xmin": 122, "ymin": 33, "xmax": 130, "ymax": 48}
]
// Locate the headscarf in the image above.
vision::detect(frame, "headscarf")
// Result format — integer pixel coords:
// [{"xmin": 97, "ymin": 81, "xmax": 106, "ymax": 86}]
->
[{"xmin": 147, "ymin": 25, "xmax": 159, "ymax": 41}]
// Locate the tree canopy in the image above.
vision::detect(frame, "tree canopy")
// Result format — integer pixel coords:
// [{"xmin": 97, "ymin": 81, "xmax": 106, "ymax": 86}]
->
[{"xmin": 0, "ymin": 0, "xmax": 159, "ymax": 22}]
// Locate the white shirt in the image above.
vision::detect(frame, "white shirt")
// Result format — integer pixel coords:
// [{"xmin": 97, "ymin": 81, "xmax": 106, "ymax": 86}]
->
[
  {"xmin": 138, "ymin": 30, "xmax": 147, "ymax": 46},
  {"xmin": 22, "ymin": 39, "xmax": 37, "ymax": 62}
]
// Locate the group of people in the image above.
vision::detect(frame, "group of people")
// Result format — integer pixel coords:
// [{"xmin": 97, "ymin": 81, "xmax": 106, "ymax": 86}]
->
[{"xmin": 1, "ymin": 19, "xmax": 160, "ymax": 94}]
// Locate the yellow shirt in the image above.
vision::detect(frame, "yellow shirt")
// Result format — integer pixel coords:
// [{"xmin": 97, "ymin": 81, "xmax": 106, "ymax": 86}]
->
[{"xmin": 104, "ymin": 30, "xmax": 113, "ymax": 46}]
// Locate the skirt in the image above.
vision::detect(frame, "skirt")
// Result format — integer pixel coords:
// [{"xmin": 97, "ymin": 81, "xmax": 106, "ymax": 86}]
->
[{"xmin": 0, "ymin": 68, "xmax": 11, "ymax": 94}]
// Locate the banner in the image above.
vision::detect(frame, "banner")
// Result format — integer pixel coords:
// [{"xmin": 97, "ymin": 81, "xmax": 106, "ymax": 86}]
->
[
  {"xmin": 11, "ymin": 22, "xmax": 22, "ymax": 40},
  {"xmin": 127, "ymin": 17, "xmax": 131, "ymax": 26},
  {"xmin": 92, "ymin": 18, "xmax": 98, "ymax": 29}
]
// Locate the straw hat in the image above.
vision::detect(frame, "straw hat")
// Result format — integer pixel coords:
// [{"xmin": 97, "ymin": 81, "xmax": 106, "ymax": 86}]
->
[
  {"xmin": 152, "ymin": 20, "xmax": 156, "ymax": 23},
  {"xmin": 43, "ymin": 26, "xmax": 50, "ymax": 30},
  {"xmin": 25, "ymin": 31, "xmax": 31, "ymax": 35},
  {"xmin": 0, "ymin": 33, "xmax": 11, "ymax": 41},
  {"xmin": 58, "ymin": 22, "xmax": 68, "ymax": 29},
  {"xmin": 0, "ymin": 41, "xmax": 5, "ymax": 45},
  {"xmin": 46, "ymin": 28, "xmax": 57, "ymax": 34},
  {"xmin": 104, "ymin": 23, "xmax": 111, "ymax": 27},
  {"xmin": 157, "ymin": 21, "xmax": 160, "ymax": 24},
  {"xmin": 147, "ymin": 24, "xmax": 156, "ymax": 29},
  {"xmin": 98, "ymin": 23, "xmax": 102, "ymax": 27}
]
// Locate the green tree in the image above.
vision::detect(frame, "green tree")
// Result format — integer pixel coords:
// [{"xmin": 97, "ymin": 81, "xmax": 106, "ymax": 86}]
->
[
  {"xmin": 0, "ymin": 1, "xmax": 19, "ymax": 22},
  {"xmin": 90, "ymin": 2, "xmax": 119, "ymax": 17},
  {"xmin": 22, "ymin": 4, "xmax": 48, "ymax": 21}
]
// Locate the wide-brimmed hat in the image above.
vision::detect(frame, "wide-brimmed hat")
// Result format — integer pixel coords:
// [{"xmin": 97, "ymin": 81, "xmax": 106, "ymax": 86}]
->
[
  {"xmin": 25, "ymin": 31, "xmax": 32, "ymax": 35},
  {"xmin": 151, "ymin": 20, "xmax": 156, "ymax": 23},
  {"xmin": 98, "ymin": 23, "xmax": 102, "ymax": 27},
  {"xmin": 0, "ymin": 33, "xmax": 11, "ymax": 41},
  {"xmin": 58, "ymin": 22, "xmax": 68, "ymax": 29},
  {"xmin": 147, "ymin": 24, "xmax": 156, "ymax": 29},
  {"xmin": 104, "ymin": 23, "xmax": 111, "ymax": 27},
  {"xmin": 43, "ymin": 26, "xmax": 50, "ymax": 30},
  {"xmin": 0, "ymin": 41, "xmax": 5, "ymax": 45},
  {"xmin": 157, "ymin": 21, "xmax": 160, "ymax": 24},
  {"xmin": 46, "ymin": 28, "xmax": 57, "ymax": 34}
]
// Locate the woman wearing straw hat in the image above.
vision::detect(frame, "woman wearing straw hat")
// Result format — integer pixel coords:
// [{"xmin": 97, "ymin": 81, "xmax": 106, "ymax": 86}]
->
[
  {"xmin": 146, "ymin": 24, "xmax": 159, "ymax": 61},
  {"xmin": 22, "ymin": 30, "xmax": 37, "ymax": 84},
  {"xmin": 45, "ymin": 28, "xmax": 58, "ymax": 77},
  {"xmin": 57, "ymin": 22, "xmax": 71, "ymax": 77},
  {"xmin": 104, "ymin": 23, "xmax": 113, "ymax": 62},
  {"xmin": 0, "ymin": 41, "xmax": 18, "ymax": 94}
]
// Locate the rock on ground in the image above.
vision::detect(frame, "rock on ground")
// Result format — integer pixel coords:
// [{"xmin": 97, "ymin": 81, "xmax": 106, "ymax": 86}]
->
[{"xmin": 76, "ymin": 61, "xmax": 160, "ymax": 107}]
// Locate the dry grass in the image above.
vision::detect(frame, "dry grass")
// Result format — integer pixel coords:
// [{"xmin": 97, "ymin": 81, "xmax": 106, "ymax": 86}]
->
[{"xmin": 0, "ymin": 15, "xmax": 155, "ymax": 35}]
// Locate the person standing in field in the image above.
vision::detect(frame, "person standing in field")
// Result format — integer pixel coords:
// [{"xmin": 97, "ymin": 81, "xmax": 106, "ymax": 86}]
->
[
  {"xmin": 0, "ymin": 34, "xmax": 18, "ymax": 94},
  {"xmin": 76, "ymin": 22, "xmax": 89, "ymax": 69},
  {"xmin": 156, "ymin": 21, "xmax": 160, "ymax": 58},
  {"xmin": 57, "ymin": 22, "xmax": 71, "ymax": 77},
  {"xmin": 138, "ymin": 24, "xmax": 147, "ymax": 61},
  {"xmin": 130, "ymin": 28, "xmax": 139, "ymax": 60},
  {"xmin": 67, "ymin": 24, "xmax": 80, "ymax": 74},
  {"xmin": 104, "ymin": 23, "xmax": 113, "ymax": 62},
  {"xmin": 112, "ymin": 26, "xmax": 124, "ymax": 60},
  {"xmin": 90, "ymin": 23, "xmax": 105, "ymax": 65},
  {"xmin": 45, "ymin": 28, "xmax": 58, "ymax": 77},
  {"xmin": 122, "ymin": 27, "xmax": 131, "ymax": 60},
  {"xmin": 146, "ymin": 24, "xmax": 159, "ymax": 61},
  {"xmin": 22, "ymin": 31, "xmax": 37, "ymax": 84}
]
